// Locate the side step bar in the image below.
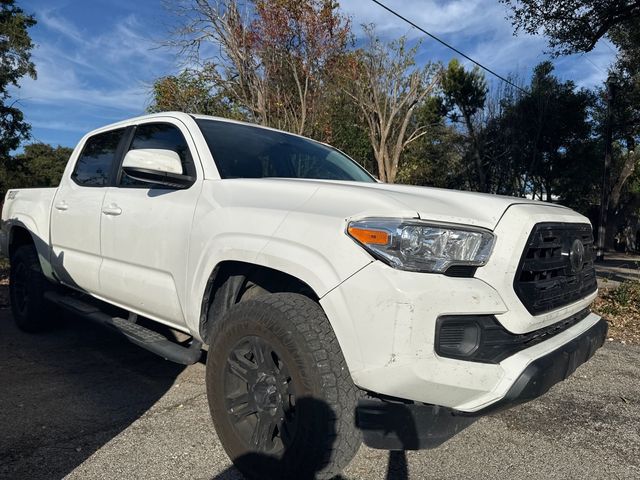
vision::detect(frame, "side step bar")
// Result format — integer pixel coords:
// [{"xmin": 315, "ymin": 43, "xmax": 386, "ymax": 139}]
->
[{"xmin": 45, "ymin": 291, "xmax": 202, "ymax": 365}]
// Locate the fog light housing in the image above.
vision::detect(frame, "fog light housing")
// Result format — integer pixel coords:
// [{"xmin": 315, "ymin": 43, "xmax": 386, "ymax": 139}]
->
[
  {"xmin": 435, "ymin": 317, "xmax": 483, "ymax": 358},
  {"xmin": 435, "ymin": 310, "xmax": 590, "ymax": 364}
]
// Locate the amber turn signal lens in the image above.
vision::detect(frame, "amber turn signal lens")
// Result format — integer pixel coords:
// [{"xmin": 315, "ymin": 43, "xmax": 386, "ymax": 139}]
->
[{"xmin": 348, "ymin": 226, "xmax": 390, "ymax": 245}]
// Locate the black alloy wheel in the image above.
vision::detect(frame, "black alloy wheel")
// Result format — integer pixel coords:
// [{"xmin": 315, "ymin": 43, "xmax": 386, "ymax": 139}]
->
[{"xmin": 223, "ymin": 335, "xmax": 299, "ymax": 454}]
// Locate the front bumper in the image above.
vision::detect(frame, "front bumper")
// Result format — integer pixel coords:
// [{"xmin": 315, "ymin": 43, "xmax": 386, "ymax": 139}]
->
[
  {"xmin": 320, "ymin": 260, "xmax": 601, "ymax": 412},
  {"xmin": 470, "ymin": 316, "xmax": 607, "ymax": 415},
  {"xmin": 357, "ymin": 317, "xmax": 608, "ymax": 450}
]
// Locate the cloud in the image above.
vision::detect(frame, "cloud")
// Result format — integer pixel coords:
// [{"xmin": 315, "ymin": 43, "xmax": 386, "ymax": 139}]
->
[
  {"xmin": 37, "ymin": 8, "xmax": 85, "ymax": 43},
  {"xmin": 339, "ymin": 0, "xmax": 616, "ymax": 89},
  {"xmin": 341, "ymin": 0, "xmax": 504, "ymax": 38},
  {"xmin": 9, "ymin": 0, "xmax": 618, "ymax": 149},
  {"xmin": 8, "ymin": 4, "xmax": 179, "ymax": 145},
  {"xmin": 554, "ymin": 41, "xmax": 617, "ymax": 88}
]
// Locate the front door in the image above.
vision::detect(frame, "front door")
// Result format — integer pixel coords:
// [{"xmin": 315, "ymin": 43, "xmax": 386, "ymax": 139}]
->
[
  {"xmin": 98, "ymin": 120, "xmax": 202, "ymax": 328},
  {"xmin": 50, "ymin": 128, "xmax": 128, "ymax": 293}
]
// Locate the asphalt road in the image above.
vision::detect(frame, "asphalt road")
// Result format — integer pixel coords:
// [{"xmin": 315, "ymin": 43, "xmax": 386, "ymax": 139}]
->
[{"xmin": 1, "ymin": 308, "xmax": 639, "ymax": 480}]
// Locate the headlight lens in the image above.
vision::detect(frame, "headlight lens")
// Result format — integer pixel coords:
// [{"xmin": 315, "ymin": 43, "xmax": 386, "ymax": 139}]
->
[{"xmin": 347, "ymin": 218, "xmax": 495, "ymax": 273}]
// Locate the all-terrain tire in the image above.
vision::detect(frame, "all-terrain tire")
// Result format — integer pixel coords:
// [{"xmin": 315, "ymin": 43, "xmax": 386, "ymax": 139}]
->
[
  {"xmin": 9, "ymin": 244, "xmax": 55, "ymax": 332},
  {"xmin": 206, "ymin": 292, "xmax": 361, "ymax": 480}
]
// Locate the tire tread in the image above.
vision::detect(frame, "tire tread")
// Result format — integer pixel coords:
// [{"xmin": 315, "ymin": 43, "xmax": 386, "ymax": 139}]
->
[{"xmin": 207, "ymin": 292, "xmax": 361, "ymax": 479}]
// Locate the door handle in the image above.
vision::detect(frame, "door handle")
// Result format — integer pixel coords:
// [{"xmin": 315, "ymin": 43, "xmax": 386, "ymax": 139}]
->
[
  {"xmin": 102, "ymin": 204, "xmax": 122, "ymax": 216},
  {"xmin": 54, "ymin": 201, "xmax": 68, "ymax": 211}
]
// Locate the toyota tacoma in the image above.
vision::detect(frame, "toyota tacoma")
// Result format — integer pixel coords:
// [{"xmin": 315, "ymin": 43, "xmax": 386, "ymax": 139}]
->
[{"xmin": 1, "ymin": 112, "xmax": 607, "ymax": 479}]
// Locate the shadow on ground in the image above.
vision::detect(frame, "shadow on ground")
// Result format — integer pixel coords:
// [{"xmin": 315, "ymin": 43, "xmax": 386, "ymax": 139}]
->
[
  {"xmin": 211, "ymin": 396, "xmax": 420, "ymax": 480},
  {"xmin": 213, "ymin": 451, "xmax": 411, "ymax": 480},
  {"xmin": 0, "ymin": 306, "xmax": 185, "ymax": 480},
  {"xmin": 0, "ymin": 301, "xmax": 415, "ymax": 480}
]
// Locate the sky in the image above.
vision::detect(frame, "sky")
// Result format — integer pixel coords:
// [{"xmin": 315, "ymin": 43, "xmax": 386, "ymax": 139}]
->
[{"xmin": 10, "ymin": 0, "xmax": 618, "ymax": 149}]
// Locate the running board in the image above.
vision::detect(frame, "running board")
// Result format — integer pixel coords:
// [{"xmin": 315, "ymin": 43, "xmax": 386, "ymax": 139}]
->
[{"xmin": 45, "ymin": 291, "xmax": 202, "ymax": 365}]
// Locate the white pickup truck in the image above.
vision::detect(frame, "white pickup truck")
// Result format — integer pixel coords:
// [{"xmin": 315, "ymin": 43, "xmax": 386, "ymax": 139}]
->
[{"xmin": 1, "ymin": 112, "xmax": 607, "ymax": 479}]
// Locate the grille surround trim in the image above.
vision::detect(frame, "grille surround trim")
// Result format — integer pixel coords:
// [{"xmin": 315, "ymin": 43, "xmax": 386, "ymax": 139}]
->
[{"xmin": 513, "ymin": 222, "xmax": 597, "ymax": 315}]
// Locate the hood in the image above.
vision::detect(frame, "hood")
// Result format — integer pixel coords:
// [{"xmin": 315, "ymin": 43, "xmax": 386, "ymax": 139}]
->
[
  {"xmin": 351, "ymin": 182, "xmax": 570, "ymax": 229},
  {"xmin": 211, "ymin": 178, "xmax": 569, "ymax": 231}
]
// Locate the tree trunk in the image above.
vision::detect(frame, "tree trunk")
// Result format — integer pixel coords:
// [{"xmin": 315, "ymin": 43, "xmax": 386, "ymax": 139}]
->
[
  {"xmin": 609, "ymin": 147, "xmax": 637, "ymax": 212},
  {"xmin": 463, "ymin": 114, "xmax": 486, "ymax": 192},
  {"xmin": 605, "ymin": 149, "xmax": 637, "ymax": 250}
]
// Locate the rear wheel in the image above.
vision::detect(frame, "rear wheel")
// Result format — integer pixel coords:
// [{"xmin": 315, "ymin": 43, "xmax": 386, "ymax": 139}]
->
[
  {"xmin": 10, "ymin": 244, "xmax": 54, "ymax": 332},
  {"xmin": 206, "ymin": 293, "xmax": 361, "ymax": 480}
]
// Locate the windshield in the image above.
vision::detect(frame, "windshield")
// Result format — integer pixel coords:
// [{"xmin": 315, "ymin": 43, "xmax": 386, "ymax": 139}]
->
[{"xmin": 196, "ymin": 119, "xmax": 375, "ymax": 183}]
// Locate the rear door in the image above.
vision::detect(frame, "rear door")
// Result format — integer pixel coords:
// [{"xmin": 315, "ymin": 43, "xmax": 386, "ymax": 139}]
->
[
  {"xmin": 50, "ymin": 128, "xmax": 128, "ymax": 293},
  {"xmin": 98, "ymin": 120, "xmax": 202, "ymax": 328}
]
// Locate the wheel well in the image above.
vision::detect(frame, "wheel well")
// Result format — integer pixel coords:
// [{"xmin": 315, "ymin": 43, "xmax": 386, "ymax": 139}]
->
[
  {"xmin": 9, "ymin": 226, "xmax": 35, "ymax": 257},
  {"xmin": 199, "ymin": 261, "xmax": 319, "ymax": 344}
]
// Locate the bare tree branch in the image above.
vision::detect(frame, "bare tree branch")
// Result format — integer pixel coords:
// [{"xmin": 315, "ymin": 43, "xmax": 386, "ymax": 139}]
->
[{"xmin": 344, "ymin": 26, "xmax": 438, "ymax": 183}]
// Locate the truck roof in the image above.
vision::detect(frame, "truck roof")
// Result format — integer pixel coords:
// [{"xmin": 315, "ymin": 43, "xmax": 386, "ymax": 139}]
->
[{"xmin": 84, "ymin": 111, "xmax": 334, "ymax": 149}]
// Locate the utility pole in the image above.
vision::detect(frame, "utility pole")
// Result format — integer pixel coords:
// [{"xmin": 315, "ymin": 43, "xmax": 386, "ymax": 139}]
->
[{"xmin": 596, "ymin": 75, "xmax": 617, "ymax": 262}]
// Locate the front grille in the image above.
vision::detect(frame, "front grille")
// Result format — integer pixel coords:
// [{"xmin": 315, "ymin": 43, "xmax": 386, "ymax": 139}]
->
[{"xmin": 514, "ymin": 223, "xmax": 597, "ymax": 315}]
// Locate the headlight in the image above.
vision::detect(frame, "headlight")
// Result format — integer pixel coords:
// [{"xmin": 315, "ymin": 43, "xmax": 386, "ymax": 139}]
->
[{"xmin": 346, "ymin": 218, "xmax": 495, "ymax": 273}]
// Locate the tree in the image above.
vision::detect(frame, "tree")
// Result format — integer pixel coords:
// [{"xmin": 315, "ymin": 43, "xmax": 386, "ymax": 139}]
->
[
  {"xmin": 500, "ymin": 0, "xmax": 640, "ymax": 56},
  {"xmin": 148, "ymin": 68, "xmax": 238, "ymax": 117},
  {"xmin": 344, "ymin": 27, "xmax": 438, "ymax": 183},
  {"xmin": 502, "ymin": 1, "xmax": 640, "ymax": 248},
  {"xmin": 322, "ymin": 87, "xmax": 376, "ymax": 173},
  {"xmin": 606, "ymin": 23, "xmax": 640, "ymax": 216},
  {"xmin": 0, "ymin": 0, "xmax": 36, "ymax": 182},
  {"xmin": 608, "ymin": 76, "xmax": 639, "ymax": 215},
  {"xmin": 440, "ymin": 59, "xmax": 488, "ymax": 191},
  {"xmin": 498, "ymin": 62, "xmax": 596, "ymax": 201},
  {"xmin": 395, "ymin": 97, "xmax": 465, "ymax": 188},
  {"xmin": 2, "ymin": 143, "xmax": 72, "ymax": 190},
  {"xmin": 169, "ymin": 0, "xmax": 350, "ymax": 137},
  {"xmin": 472, "ymin": 79, "xmax": 527, "ymax": 196},
  {"xmin": 587, "ymin": 73, "xmax": 640, "ymax": 248}
]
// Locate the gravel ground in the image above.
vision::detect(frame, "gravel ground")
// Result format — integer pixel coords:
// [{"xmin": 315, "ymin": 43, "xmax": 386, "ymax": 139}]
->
[{"xmin": 1, "ymin": 308, "xmax": 639, "ymax": 480}]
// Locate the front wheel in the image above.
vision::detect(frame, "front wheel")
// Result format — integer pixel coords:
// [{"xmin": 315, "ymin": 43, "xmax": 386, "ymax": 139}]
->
[{"xmin": 206, "ymin": 293, "xmax": 361, "ymax": 480}]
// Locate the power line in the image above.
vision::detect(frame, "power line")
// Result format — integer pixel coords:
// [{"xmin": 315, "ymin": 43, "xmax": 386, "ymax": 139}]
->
[
  {"xmin": 602, "ymin": 39, "xmax": 618, "ymax": 56},
  {"xmin": 370, "ymin": 0, "xmax": 527, "ymax": 93},
  {"xmin": 580, "ymin": 51, "xmax": 607, "ymax": 75}
]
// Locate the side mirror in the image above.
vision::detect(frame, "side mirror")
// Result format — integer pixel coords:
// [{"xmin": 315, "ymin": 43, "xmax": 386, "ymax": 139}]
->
[{"xmin": 122, "ymin": 149, "xmax": 194, "ymax": 188}]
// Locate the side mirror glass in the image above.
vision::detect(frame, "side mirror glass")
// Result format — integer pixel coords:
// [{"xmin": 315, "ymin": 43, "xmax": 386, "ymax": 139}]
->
[{"xmin": 122, "ymin": 149, "xmax": 194, "ymax": 188}]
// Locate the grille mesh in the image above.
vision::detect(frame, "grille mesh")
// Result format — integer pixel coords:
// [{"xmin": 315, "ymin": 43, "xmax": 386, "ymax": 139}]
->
[{"xmin": 514, "ymin": 223, "xmax": 597, "ymax": 315}]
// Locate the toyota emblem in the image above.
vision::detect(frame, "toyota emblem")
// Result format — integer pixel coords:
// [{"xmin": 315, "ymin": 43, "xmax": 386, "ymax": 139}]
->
[{"xmin": 569, "ymin": 239, "xmax": 585, "ymax": 273}]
